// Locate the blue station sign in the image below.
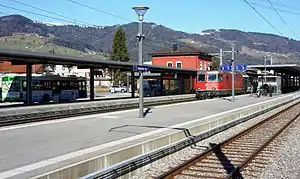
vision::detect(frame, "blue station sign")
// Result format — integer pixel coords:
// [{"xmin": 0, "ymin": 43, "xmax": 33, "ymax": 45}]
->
[
  {"xmin": 220, "ymin": 64, "xmax": 247, "ymax": 72},
  {"xmin": 133, "ymin": 65, "xmax": 149, "ymax": 72}
]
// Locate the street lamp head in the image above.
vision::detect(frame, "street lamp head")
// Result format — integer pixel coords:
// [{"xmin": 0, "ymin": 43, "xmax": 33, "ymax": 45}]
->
[{"xmin": 132, "ymin": 6, "xmax": 149, "ymax": 21}]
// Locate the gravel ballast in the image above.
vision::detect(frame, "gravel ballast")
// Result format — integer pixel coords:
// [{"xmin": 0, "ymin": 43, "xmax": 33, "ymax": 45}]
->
[
  {"xmin": 128, "ymin": 99, "xmax": 300, "ymax": 179},
  {"xmin": 259, "ymin": 111, "xmax": 300, "ymax": 178}
]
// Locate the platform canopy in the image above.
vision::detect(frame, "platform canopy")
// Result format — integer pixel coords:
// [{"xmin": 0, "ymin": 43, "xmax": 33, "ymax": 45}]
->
[
  {"xmin": 248, "ymin": 64, "xmax": 300, "ymax": 75},
  {"xmin": 0, "ymin": 49, "xmax": 197, "ymax": 74}
]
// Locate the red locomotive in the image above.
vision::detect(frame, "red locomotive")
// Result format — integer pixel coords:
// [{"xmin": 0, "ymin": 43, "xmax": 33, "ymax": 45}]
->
[{"xmin": 195, "ymin": 70, "xmax": 245, "ymax": 99}]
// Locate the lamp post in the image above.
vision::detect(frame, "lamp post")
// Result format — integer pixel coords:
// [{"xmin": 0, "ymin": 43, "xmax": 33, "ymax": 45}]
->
[
  {"xmin": 264, "ymin": 57, "xmax": 267, "ymax": 85},
  {"xmin": 133, "ymin": 6, "xmax": 149, "ymax": 118},
  {"xmin": 231, "ymin": 46, "xmax": 235, "ymax": 102}
]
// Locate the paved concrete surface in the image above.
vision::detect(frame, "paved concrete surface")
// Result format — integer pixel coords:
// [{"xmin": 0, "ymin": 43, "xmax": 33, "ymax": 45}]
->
[
  {"xmin": 0, "ymin": 92, "xmax": 133, "ymax": 108},
  {"xmin": 0, "ymin": 94, "xmax": 290, "ymax": 178}
]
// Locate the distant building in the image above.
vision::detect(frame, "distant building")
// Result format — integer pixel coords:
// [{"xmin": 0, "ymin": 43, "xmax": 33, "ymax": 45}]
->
[
  {"xmin": 143, "ymin": 61, "xmax": 152, "ymax": 65},
  {"xmin": 0, "ymin": 61, "xmax": 44, "ymax": 73},
  {"xmin": 53, "ymin": 65, "xmax": 112, "ymax": 87},
  {"xmin": 148, "ymin": 44, "xmax": 213, "ymax": 94},
  {"xmin": 149, "ymin": 44, "xmax": 213, "ymax": 70}
]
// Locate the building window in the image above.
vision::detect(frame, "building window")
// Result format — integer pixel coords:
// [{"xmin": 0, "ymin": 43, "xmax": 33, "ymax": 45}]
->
[
  {"xmin": 167, "ymin": 61, "xmax": 173, "ymax": 67},
  {"xmin": 200, "ymin": 61, "xmax": 203, "ymax": 70},
  {"xmin": 176, "ymin": 61, "xmax": 182, "ymax": 68},
  {"xmin": 204, "ymin": 62, "xmax": 207, "ymax": 70}
]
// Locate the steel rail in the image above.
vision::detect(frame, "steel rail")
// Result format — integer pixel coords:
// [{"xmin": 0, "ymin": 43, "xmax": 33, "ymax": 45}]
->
[
  {"xmin": 157, "ymin": 100, "xmax": 300, "ymax": 179},
  {"xmin": 80, "ymin": 97, "xmax": 299, "ymax": 179},
  {"xmin": 227, "ymin": 106, "xmax": 300, "ymax": 178}
]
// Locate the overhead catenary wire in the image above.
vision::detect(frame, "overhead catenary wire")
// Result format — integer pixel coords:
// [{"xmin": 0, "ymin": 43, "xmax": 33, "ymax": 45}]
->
[
  {"xmin": 265, "ymin": 0, "xmax": 299, "ymax": 39},
  {"xmin": 8, "ymin": 0, "xmax": 96, "ymax": 27},
  {"xmin": 242, "ymin": 0, "xmax": 284, "ymax": 37},
  {"xmin": 66, "ymin": 0, "xmax": 132, "ymax": 23},
  {"xmin": 249, "ymin": 1, "xmax": 300, "ymax": 16},
  {"xmin": 251, "ymin": 0, "xmax": 300, "ymax": 12},
  {"xmin": 0, "ymin": 4, "xmax": 77, "ymax": 24}
]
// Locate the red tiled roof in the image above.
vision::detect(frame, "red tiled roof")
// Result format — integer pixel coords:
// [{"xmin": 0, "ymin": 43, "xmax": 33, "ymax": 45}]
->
[{"xmin": 149, "ymin": 46, "xmax": 213, "ymax": 58}]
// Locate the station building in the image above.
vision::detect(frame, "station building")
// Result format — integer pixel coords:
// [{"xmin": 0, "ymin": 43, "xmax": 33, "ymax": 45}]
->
[{"xmin": 149, "ymin": 44, "xmax": 213, "ymax": 94}]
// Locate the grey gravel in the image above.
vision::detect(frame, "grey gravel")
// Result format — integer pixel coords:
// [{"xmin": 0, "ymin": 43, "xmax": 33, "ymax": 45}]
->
[
  {"xmin": 129, "ymin": 99, "xmax": 300, "ymax": 179},
  {"xmin": 259, "ymin": 111, "xmax": 300, "ymax": 179}
]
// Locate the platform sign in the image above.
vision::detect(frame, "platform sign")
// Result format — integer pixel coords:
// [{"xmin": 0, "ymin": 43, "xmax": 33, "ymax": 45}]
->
[
  {"xmin": 220, "ymin": 65, "xmax": 232, "ymax": 71},
  {"xmin": 235, "ymin": 64, "xmax": 247, "ymax": 71},
  {"xmin": 133, "ymin": 65, "xmax": 149, "ymax": 72},
  {"xmin": 220, "ymin": 64, "xmax": 247, "ymax": 72}
]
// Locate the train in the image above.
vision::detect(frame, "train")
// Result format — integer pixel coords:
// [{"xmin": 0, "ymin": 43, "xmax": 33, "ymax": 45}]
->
[{"xmin": 194, "ymin": 70, "xmax": 281, "ymax": 99}]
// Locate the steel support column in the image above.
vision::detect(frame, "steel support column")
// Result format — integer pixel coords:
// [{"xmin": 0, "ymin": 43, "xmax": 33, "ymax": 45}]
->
[
  {"xmin": 90, "ymin": 67, "xmax": 95, "ymax": 101},
  {"xmin": 127, "ymin": 73, "xmax": 130, "ymax": 92},
  {"xmin": 190, "ymin": 75, "xmax": 193, "ymax": 93},
  {"xmin": 293, "ymin": 75, "xmax": 296, "ymax": 88},
  {"xmin": 160, "ymin": 73, "xmax": 164, "ymax": 96},
  {"xmin": 26, "ymin": 63, "xmax": 33, "ymax": 105},
  {"xmin": 131, "ymin": 71, "xmax": 135, "ymax": 98}
]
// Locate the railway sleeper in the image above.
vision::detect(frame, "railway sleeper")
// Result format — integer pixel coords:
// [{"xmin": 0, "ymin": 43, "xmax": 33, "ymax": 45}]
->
[
  {"xmin": 188, "ymin": 167, "xmax": 226, "ymax": 174},
  {"xmin": 241, "ymin": 171, "xmax": 262, "ymax": 178},
  {"xmin": 233, "ymin": 139, "xmax": 262, "ymax": 143},
  {"xmin": 247, "ymin": 163, "xmax": 268, "ymax": 168},
  {"xmin": 221, "ymin": 148, "xmax": 253, "ymax": 153},
  {"xmin": 257, "ymin": 153, "xmax": 275, "ymax": 158},
  {"xmin": 226, "ymin": 143, "xmax": 263, "ymax": 147},
  {"xmin": 253, "ymin": 155, "xmax": 272, "ymax": 161},
  {"xmin": 206, "ymin": 156, "xmax": 246, "ymax": 164},
  {"xmin": 195, "ymin": 163, "xmax": 228, "ymax": 169},
  {"xmin": 181, "ymin": 170, "xmax": 226, "ymax": 178},
  {"xmin": 224, "ymin": 146, "xmax": 258, "ymax": 150},
  {"xmin": 209, "ymin": 153, "xmax": 249, "ymax": 160},
  {"xmin": 230, "ymin": 141, "xmax": 263, "ymax": 146},
  {"xmin": 220, "ymin": 150, "xmax": 253, "ymax": 156},
  {"xmin": 250, "ymin": 159, "xmax": 269, "ymax": 165},
  {"xmin": 200, "ymin": 158, "xmax": 239, "ymax": 166}
]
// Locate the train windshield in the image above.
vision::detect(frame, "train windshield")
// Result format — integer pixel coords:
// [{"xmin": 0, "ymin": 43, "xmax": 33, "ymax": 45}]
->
[
  {"xmin": 197, "ymin": 74, "xmax": 205, "ymax": 82},
  {"xmin": 207, "ymin": 73, "xmax": 222, "ymax": 82}
]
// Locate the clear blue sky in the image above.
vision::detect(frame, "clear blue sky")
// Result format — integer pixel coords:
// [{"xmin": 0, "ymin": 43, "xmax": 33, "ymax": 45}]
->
[{"xmin": 1, "ymin": 0, "xmax": 300, "ymax": 40}]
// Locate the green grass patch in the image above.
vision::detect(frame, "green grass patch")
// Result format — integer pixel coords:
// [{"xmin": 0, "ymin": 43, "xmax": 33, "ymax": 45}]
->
[
  {"xmin": 0, "ymin": 34, "xmax": 106, "ymax": 59},
  {"xmin": 95, "ymin": 87, "xmax": 109, "ymax": 92}
]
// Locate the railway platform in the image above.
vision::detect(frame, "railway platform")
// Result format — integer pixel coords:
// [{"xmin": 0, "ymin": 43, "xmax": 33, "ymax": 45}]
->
[{"xmin": 0, "ymin": 92, "xmax": 299, "ymax": 179}]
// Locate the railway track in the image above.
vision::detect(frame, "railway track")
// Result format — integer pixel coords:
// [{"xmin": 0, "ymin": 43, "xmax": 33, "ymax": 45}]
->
[{"xmin": 157, "ymin": 101, "xmax": 300, "ymax": 179}]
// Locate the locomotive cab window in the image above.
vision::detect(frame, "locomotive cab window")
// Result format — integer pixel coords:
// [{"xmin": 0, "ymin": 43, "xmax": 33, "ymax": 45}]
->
[
  {"xmin": 197, "ymin": 74, "xmax": 205, "ymax": 82},
  {"xmin": 207, "ymin": 73, "xmax": 223, "ymax": 82},
  {"xmin": 208, "ymin": 73, "xmax": 217, "ymax": 82},
  {"xmin": 218, "ymin": 74, "xmax": 223, "ymax": 81}
]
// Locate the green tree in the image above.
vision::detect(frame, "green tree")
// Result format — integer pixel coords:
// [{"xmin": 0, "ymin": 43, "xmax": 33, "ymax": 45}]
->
[
  {"xmin": 110, "ymin": 27, "xmax": 130, "ymax": 84},
  {"xmin": 111, "ymin": 27, "xmax": 130, "ymax": 62}
]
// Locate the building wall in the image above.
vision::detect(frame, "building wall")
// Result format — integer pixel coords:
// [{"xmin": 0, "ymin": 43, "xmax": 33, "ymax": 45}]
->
[
  {"xmin": 0, "ymin": 61, "xmax": 43, "ymax": 73},
  {"xmin": 152, "ymin": 55, "xmax": 212, "ymax": 93},
  {"xmin": 152, "ymin": 55, "xmax": 212, "ymax": 70},
  {"xmin": 53, "ymin": 65, "xmax": 112, "ymax": 88}
]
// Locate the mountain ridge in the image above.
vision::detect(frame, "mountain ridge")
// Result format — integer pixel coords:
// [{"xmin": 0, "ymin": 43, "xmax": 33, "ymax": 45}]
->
[{"xmin": 1, "ymin": 14, "xmax": 300, "ymax": 65}]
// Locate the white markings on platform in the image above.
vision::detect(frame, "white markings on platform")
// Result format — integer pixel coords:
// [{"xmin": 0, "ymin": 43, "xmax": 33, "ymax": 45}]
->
[
  {"xmin": 0, "ymin": 96, "xmax": 223, "ymax": 132},
  {"xmin": 0, "ymin": 94, "xmax": 278, "ymax": 132},
  {"xmin": 98, "ymin": 115, "xmax": 120, "ymax": 119},
  {"xmin": 0, "ymin": 93, "xmax": 296, "ymax": 178}
]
